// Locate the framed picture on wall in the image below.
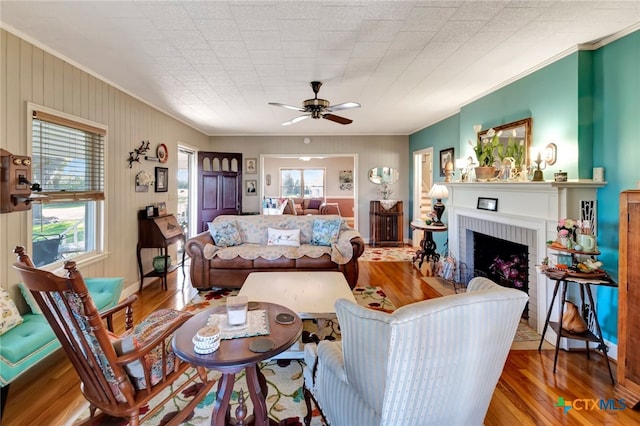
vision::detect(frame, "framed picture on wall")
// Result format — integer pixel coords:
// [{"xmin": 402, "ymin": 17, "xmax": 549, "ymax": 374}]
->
[
  {"xmin": 246, "ymin": 180, "xmax": 257, "ymax": 195},
  {"xmin": 246, "ymin": 158, "xmax": 257, "ymax": 174},
  {"xmin": 155, "ymin": 167, "xmax": 168, "ymax": 192},
  {"xmin": 439, "ymin": 148, "xmax": 454, "ymax": 177}
]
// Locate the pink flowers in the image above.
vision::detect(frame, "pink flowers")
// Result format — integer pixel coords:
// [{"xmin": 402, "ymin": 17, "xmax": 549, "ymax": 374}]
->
[{"xmin": 490, "ymin": 254, "xmax": 527, "ymax": 288}]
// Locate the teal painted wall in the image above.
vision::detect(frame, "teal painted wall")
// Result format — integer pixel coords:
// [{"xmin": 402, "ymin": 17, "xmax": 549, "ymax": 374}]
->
[
  {"xmin": 409, "ymin": 115, "xmax": 459, "ymax": 249},
  {"xmin": 591, "ymin": 29, "xmax": 640, "ymax": 342},
  {"xmin": 409, "ymin": 29, "xmax": 640, "ymax": 344}
]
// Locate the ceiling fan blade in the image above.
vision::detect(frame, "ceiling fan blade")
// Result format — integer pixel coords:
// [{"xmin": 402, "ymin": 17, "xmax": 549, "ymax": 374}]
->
[
  {"xmin": 282, "ymin": 114, "xmax": 311, "ymax": 126},
  {"xmin": 323, "ymin": 113, "xmax": 353, "ymax": 125},
  {"xmin": 269, "ymin": 102, "xmax": 306, "ymax": 112},
  {"xmin": 326, "ymin": 102, "xmax": 360, "ymax": 112}
]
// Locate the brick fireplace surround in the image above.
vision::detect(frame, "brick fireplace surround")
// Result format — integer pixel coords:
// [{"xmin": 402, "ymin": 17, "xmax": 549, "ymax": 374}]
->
[{"xmin": 446, "ymin": 181, "xmax": 604, "ymax": 345}]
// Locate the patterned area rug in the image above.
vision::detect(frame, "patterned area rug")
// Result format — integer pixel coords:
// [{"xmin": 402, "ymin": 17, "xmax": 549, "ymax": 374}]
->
[
  {"xmin": 359, "ymin": 245, "xmax": 417, "ymax": 262},
  {"xmin": 77, "ymin": 286, "xmax": 394, "ymax": 426}
]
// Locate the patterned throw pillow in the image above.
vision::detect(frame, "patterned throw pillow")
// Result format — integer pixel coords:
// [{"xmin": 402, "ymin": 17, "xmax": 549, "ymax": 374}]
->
[
  {"xmin": 267, "ymin": 228, "xmax": 301, "ymax": 247},
  {"xmin": 208, "ymin": 221, "xmax": 242, "ymax": 247},
  {"xmin": 0, "ymin": 288, "xmax": 24, "ymax": 335},
  {"xmin": 311, "ymin": 218, "xmax": 342, "ymax": 247}
]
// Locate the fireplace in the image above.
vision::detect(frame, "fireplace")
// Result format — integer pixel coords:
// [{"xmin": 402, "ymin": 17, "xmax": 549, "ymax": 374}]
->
[
  {"xmin": 473, "ymin": 233, "xmax": 529, "ymax": 319},
  {"xmin": 445, "ymin": 181, "xmax": 604, "ymax": 337}
]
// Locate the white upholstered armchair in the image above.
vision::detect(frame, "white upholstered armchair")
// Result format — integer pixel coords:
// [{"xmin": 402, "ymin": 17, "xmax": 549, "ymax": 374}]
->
[{"xmin": 303, "ymin": 277, "xmax": 528, "ymax": 426}]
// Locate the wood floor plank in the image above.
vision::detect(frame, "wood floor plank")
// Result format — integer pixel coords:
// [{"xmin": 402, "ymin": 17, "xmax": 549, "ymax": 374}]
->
[{"xmin": 2, "ymin": 253, "xmax": 640, "ymax": 425}]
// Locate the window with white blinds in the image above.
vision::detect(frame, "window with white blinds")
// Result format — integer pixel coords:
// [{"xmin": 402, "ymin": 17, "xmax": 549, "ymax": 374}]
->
[
  {"xmin": 29, "ymin": 107, "xmax": 106, "ymax": 266},
  {"xmin": 32, "ymin": 110, "xmax": 105, "ymax": 201}
]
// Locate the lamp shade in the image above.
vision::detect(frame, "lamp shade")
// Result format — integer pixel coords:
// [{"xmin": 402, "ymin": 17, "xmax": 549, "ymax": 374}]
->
[{"xmin": 427, "ymin": 184, "xmax": 449, "ymax": 199}]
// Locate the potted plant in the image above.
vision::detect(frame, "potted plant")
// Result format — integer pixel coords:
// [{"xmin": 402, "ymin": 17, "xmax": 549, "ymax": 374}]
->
[{"xmin": 470, "ymin": 126, "xmax": 501, "ymax": 180}]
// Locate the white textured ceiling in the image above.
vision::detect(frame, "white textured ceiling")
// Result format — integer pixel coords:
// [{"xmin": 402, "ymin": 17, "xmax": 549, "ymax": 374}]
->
[{"xmin": 1, "ymin": 1, "xmax": 639, "ymax": 136}]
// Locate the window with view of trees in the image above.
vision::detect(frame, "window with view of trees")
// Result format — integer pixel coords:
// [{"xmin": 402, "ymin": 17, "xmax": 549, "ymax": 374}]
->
[
  {"xmin": 29, "ymin": 105, "xmax": 105, "ymax": 267},
  {"xmin": 280, "ymin": 168, "xmax": 325, "ymax": 198}
]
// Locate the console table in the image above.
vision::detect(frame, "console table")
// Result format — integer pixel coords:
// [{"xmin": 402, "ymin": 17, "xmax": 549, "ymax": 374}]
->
[
  {"xmin": 137, "ymin": 212, "xmax": 185, "ymax": 291},
  {"xmin": 369, "ymin": 200, "xmax": 403, "ymax": 247}
]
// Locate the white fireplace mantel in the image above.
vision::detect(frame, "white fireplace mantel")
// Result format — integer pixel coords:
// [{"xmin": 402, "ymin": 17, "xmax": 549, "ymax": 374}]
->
[{"xmin": 445, "ymin": 179, "xmax": 606, "ymax": 338}]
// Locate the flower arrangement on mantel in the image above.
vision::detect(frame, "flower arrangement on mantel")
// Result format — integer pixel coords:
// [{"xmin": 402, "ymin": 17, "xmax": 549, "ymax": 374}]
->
[{"xmin": 470, "ymin": 127, "xmax": 501, "ymax": 167}]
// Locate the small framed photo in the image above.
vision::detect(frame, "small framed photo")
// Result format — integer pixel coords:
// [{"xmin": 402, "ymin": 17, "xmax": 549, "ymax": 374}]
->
[
  {"xmin": 155, "ymin": 167, "xmax": 168, "ymax": 192},
  {"xmin": 439, "ymin": 148, "xmax": 454, "ymax": 177},
  {"xmin": 145, "ymin": 205, "xmax": 155, "ymax": 218},
  {"xmin": 157, "ymin": 201, "xmax": 167, "ymax": 216},
  {"xmin": 246, "ymin": 180, "xmax": 257, "ymax": 196},
  {"xmin": 246, "ymin": 158, "xmax": 257, "ymax": 174},
  {"xmin": 477, "ymin": 197, "xmax": 498, "ymax": 211}
]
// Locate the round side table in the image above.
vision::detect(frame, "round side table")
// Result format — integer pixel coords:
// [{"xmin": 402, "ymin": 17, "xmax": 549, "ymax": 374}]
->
[
  {"xmin": 172, "ymin": 302, "xmax": 302, "ymax": 426},
  {"xmin": 410, "ymin": 220, "xmax": 448, "ymax": 268}
]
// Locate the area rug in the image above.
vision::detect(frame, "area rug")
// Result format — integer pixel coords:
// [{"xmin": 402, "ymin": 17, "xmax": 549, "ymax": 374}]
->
[
  {"xmin": 76, "ymin": 286, "xmax": 394, "ymax": 426},
  {"xmin": 359, "ymin": 245, "xmax": 416, "ymax": 262}
]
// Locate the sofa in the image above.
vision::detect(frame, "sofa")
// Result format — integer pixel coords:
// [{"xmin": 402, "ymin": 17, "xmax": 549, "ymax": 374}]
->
[
  {"xmin": 290, "ymin": 198, "xmax": 325, "ymax": 215},
  {"xmin": 186, "ymin": 214, "xmax": 364, "ymax": 289},
  {"xmin": 0, "ymin": 277, "xmax": 123, "ymax": 390}
]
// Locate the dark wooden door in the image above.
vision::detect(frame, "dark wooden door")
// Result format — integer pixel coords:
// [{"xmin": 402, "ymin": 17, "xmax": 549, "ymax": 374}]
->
[{"xmin": 197, "ymin": 152, "xmax": 242, "ymax": 233}]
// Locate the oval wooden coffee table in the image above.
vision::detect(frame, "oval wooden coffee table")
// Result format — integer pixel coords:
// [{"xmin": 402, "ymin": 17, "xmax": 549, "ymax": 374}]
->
[{"xmin": 172, "ymin": 302, "xmax": 302, "ymax": 426}]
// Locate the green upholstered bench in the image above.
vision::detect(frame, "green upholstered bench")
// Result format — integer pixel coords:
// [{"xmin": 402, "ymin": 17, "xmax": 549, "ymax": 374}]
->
[{"xmin": 0, "ymin": 277, "xmax": 123, "ymax": 390}]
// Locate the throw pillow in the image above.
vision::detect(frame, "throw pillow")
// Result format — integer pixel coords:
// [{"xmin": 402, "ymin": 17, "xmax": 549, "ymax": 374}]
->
[
  {"xmin": 311, "ymin": 218, "xmax": 342, "ymax": 247},
  {"xmin": 19, "ymin": 282, "xmax": 42, "ymax": 314},
  {"xmin": 267, "ymin": 228, "xmax": 301, "ymax": 247},
  {"xmin": 0, "ymin": 288, "xmax": 24, "ymax": 335},
  {"xmin": 208, "ymin": 221, "xmax": 242, "ymax": 247},
  {"xmin": 307, "ymin": 199, "xmax": 322, "ymax": 210}
]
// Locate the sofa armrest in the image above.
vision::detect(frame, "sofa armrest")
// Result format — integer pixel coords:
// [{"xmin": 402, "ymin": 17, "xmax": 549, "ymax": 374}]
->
[{"xmin": 186, "ymin": 231, "xmax": 215, "ymax": 289}]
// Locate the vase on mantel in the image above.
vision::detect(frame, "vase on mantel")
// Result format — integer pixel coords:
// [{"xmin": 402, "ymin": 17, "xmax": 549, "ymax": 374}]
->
[{"xmin": 474, "ymin": 166, "xmax": 496, "ymax": 181}]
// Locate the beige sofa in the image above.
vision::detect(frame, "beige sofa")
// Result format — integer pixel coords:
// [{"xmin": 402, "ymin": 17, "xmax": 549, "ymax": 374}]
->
[{"xmin": 186, "ymin": 214, "xmax": 364, "ymax": 289}]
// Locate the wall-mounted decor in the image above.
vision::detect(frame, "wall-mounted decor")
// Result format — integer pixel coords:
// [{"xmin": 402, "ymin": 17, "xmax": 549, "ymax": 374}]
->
[
  {"xmin": 155, "ymin": 167, "xmax": 168, "ymax": 192},
  {"xmin": 477, "ymin": 197, "xmax": 498, "ymax": 211},
  {"xmin": 440, "ymin": 148, "xmax": 454, "ymax": 177},
  {"xmin": 246, "ymin": 180, "xmax": 257, "ymax": 195},
  {"xmin": 246, "ymin": 158, "xmax": 257, "ymax": 174},
  {"xmin": 156, "ymin": 143, "xmax": 168, "ymax": 163},
  {"xmin": 127, "ymin": 140, "xmax": 150, "ymax": 168},
  {"xmin": 339, "ymin": 170, "xmax": 353, "ymax": 190},
  {"xmin": 135, "ymin": 170, "xmax": 154, "ymax": 192}
]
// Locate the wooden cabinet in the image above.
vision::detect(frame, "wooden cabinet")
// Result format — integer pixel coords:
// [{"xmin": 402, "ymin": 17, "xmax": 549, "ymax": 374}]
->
[
  {"xmin": 618, "ymin": 190, "xmax": 640, "ymax": 406},
  {"xmin": 369, "ymin": 200, "xmax": 403, "ymax": 247},
  {"xmin": 137, "ymin": 213, "xmax": 185, "ymax": 291}
]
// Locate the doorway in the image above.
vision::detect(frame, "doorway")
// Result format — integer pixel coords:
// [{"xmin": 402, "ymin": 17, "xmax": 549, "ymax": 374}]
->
[
  {"xmin": 261, "ymin": 154, "xmax": 358, "ymax": 229},
  {"xmin": 177, "ymin": 146, "xmax": 196, "ymax": 239},
  {"xmin": 413, "ymin": 148, "xmax": 434, "ymax": 246}
]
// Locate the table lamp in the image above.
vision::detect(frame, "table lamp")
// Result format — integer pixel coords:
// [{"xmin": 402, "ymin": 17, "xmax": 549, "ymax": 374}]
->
[{"xmin": 427, "ymin": 184, "xmax": 449, "ymax": 226}]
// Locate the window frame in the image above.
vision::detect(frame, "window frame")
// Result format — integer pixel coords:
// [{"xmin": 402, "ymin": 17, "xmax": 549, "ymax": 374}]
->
[
  {"xmin": 279, "ymin": 167, "xmax": 326, "ymax": 198},
  {"xmin": 27, "ymin": 102, "xmax": 108, "ymax": 268}
]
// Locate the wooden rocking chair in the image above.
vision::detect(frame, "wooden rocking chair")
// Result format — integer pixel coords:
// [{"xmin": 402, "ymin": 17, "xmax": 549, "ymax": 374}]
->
[{"xmin": 12, "ymin": 246, "xmax": 215, "ymax": 425}]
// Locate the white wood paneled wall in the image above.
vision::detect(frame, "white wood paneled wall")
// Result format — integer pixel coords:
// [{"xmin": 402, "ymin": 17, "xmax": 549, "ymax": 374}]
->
[{"xmin": 0, "ymin": 29, "xmax": 210, "ymax": 304}]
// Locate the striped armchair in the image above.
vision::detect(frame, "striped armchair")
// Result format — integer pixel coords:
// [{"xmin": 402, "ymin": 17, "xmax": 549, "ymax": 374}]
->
[{"xmin": 303, "ymin": 277, "xmax": 528, "ymax": 426}]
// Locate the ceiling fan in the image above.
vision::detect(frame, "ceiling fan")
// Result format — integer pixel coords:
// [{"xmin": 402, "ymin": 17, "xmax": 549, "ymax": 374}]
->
[{"xmin": 269, "ymin": 81, "xmax": 360, "ymax": 126}]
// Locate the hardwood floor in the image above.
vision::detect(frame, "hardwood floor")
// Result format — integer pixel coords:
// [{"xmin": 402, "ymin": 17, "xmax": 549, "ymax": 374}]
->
[{"xmin": 2, "ymin": 258, "xmax": 639, "ymax": 425}]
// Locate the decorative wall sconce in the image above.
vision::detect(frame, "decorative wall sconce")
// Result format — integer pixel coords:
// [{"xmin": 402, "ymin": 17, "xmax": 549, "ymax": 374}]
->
[{"xmin": 545, "ymin": 143, "xmax": 557, "ymax": 165}]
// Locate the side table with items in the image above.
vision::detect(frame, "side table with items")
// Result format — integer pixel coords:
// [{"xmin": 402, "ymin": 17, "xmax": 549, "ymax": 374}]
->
[
  {"xmin": 137, "ymin": 212, "xmax": 186, "ymax": 291},
  {"xmin": 538, "ymin": 245, "xmax": 616, "ymax": 384},
  {"xmin": 410, "ymin": 220, "xmax": 448, "ymax": 268},
  {"xmin": 172, "ymin": 302, "xmax": 302, "ymax": 426}
]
